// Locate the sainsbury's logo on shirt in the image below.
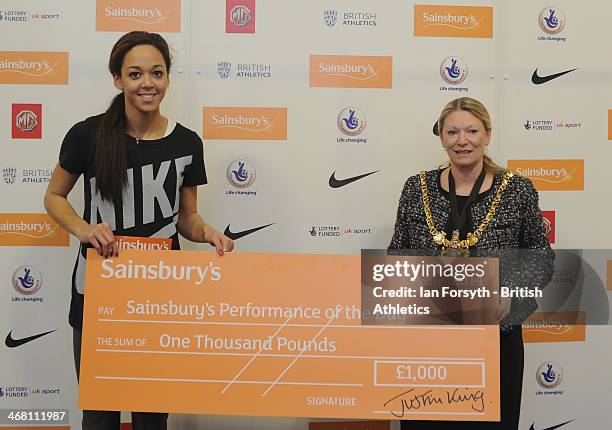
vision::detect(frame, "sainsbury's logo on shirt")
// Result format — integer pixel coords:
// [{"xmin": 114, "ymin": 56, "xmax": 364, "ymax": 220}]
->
[
  {"xmin": 0, "ymin": 213, "xmax": 69, "ymax": 246},
  {"xmin": 203, "ymin": 107, "xmax": 287, "ymax": 141},
  {"xmin": 96, "ymin": 0, "xmax": 181, "ymax": 32},
  {"xmin": 0, "ymin": 51, "xmax": 68, "ymax": 85}
]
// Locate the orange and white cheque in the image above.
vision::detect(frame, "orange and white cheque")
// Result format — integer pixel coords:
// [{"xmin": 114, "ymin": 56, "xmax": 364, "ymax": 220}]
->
[{"xmin": 79, "ymin": 250, "xmax": 500, "ymax": 421}]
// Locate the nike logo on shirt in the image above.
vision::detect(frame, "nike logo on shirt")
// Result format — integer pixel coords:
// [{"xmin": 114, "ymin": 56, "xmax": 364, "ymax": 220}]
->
[
  {"xmin": 5, "ymin": 330, "xmax": 57, "ymax": 348},
  {"xmin": 531, "ymin": 68, "xmax": 577, "ymax": 84},
  {"xmin": 224, "ymin": 223, "xmax": 274, "ymax": 240},
  {"xmin": 329, "ymin": 170, "xmax": 378, "ymax": 188}
]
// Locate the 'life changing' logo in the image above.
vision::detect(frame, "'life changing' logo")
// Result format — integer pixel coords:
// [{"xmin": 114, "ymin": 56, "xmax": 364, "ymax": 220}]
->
[
  {"xmin": 12, "ymin": 266, "xmax": 43, "ymax": 295},
  {"xmin": 439, "ymin": 56, "xmax": 468, "ymax": 93},
  {"xmin": 536, "ymin": 361, "xmax": 563, "ymax": 391},
  {"xmin": 337, "ymin": 107, "xmax": 367, "ymax": 137},
  {"xmin": 226, "ymin": 159, "xmax": 256, "ymax": 189},
  {"xmin": 539, "ymin": 7, "xmax": 565, "ymax": 34}
]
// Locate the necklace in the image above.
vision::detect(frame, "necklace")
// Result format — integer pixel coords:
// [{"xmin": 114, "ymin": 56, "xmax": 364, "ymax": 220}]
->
[
  {"xmin": 448, "ymin": 167, "xmax": 486, "ymax": 249},
  {"xmin": 420, "ymin": 169, "xmax": 513, "ymax": 252}
]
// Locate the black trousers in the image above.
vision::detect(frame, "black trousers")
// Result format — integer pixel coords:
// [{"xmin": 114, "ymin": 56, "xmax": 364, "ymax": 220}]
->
[
  {"xmin": 400, "ymin": 327, "xmax": 524, "ymax": 430},
  {"xmin": 73, "ymin": 329, "xmax": 169, "ymax": 430}
]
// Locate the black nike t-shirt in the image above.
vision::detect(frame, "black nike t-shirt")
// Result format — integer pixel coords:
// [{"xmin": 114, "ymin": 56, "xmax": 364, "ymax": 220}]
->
[{"xmin": 59, "ymin": 114, "xmax": 206, "ymax": 329}]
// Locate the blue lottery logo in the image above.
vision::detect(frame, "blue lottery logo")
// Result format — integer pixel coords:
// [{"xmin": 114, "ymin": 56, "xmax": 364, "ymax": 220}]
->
[
  {"xmin": 539, "ymin": 7, "xmax": 565, "ymax": 34},
  {"xmin": 12, "ymin": 266, "xmax": 43, "ymax": 295},
  {"xmin": 226, "ymin": 159, "xmax": 256, "ymax": 189},
  {"xmin": 536, "ymin": 361, "xmax": 563, "ymax": 389},
  {"xmin": 440, "ymin": 56, "xmax": 468, "ymax": 85},
  {"xmin": 337, "ymin": 107, "xmax": 367, "ymax": 136}
]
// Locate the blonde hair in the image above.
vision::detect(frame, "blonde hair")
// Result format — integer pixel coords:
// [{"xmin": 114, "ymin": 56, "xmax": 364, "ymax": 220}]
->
[{"xmin": 437, "ymin": 97, "xmax": 505, "ymax": 174}]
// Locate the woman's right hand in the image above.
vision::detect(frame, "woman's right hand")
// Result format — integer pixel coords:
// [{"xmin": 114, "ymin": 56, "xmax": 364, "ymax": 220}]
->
[{"xmin": 76, "ymin": 223, "xmax": 118, "ymax": 258}]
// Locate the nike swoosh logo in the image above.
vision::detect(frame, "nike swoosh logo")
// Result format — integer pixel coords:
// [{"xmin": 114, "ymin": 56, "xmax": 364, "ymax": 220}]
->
[
  {"xmin": 224, "ymin": 223, "xmax": 274, "ymax": 240},
  {"xmin": 532, "ymin": 68, "xmax": 577, "ymax": 84},
  {"xmin": 329, "ymin": 170, "xmax": 378, "ymax": 188},
  {"xmin": 5, "ymin": 329, "xmax": 57, "ymax": 348},
  {"xmin": 530, "ymin": 419, "xmax": 575, "ymax": 430}
]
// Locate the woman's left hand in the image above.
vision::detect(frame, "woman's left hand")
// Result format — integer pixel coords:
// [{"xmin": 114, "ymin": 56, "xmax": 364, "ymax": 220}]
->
[{"xmin": 204, "ymin": 225, "xmax": 234, "ymax": 256}]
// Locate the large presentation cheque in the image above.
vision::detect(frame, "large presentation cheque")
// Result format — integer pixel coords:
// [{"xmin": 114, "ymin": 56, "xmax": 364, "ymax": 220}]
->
[{"xmin": 79, "ymin": 250, "xmax": 500, "ymax": 421}]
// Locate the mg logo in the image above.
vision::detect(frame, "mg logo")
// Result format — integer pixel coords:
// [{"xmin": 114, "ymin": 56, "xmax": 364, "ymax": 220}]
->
[
  {"xmin": 16, "ymin": 110, "xmax": 38, "ymax": 132},
  {"xmin": 230, "ymin": 5, "xmax": 251, "ymax": 26},
  {"xmin": 12, "ymin": 104, "xmax": 42, "ymax": 139}
]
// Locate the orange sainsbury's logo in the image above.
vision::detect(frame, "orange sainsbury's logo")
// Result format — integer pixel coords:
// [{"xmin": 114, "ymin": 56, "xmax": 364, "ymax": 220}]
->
[
  {"xmin": 522, "ymin": 311, "xmax": 585, "ymax": 343},
  {"xmin": 0, "ymin": 52, "xmax": 68, "ymax": 85},
  {"xmin": 0, "ymin": 214, "xmax": 69, "ymax": 246},
  {"xmin": 309, "ymin": 55, "xmax": 392, "ymax": 89},
  {"xmin": 203, "ymin": 107, "xmax": 287, "ymax": 141},
  {"xmin": 414, "ymin": 5, "xmax": 493, "ymax": 38},
  {"xmin": 507, "ymin": 159, "xmax": 584, "ymax": 191},
  {"xmin": 96, "ymin": 0, "xmax": 181, "ymax": 32}
]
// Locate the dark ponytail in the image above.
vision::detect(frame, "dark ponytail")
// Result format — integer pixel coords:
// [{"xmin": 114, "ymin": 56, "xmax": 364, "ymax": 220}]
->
[
  {"xmin": 94, "ymin": 31, "xmax": 172, "ymax": 207},
  {"xmin": 95, "ymin": 94, "xmax": 128, "ymax": 207}
]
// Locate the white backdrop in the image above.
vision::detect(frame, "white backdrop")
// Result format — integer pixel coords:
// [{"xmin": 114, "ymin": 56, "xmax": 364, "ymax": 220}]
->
[{"xmin": 1, "ymin": 1, "xmax": 611, "ymax": 429}]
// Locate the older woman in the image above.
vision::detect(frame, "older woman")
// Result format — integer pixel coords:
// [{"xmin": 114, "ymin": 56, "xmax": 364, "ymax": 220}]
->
[{"xmin": 389, "ymin": 97, "xmax": 553, "ymax": 429}]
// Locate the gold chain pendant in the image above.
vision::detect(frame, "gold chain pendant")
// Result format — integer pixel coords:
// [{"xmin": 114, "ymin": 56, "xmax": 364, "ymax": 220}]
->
[{"xmin": 420, "ymin": 170, "xmax": 514, "ymax": 254}]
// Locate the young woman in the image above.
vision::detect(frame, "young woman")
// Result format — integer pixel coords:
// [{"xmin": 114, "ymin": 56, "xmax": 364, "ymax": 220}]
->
[
  {"xmin": 44, "ymin": 31, "xmax": 233, "ymax": 430},
  {"xmin": 389, "ymin": 97, "xmax": 553, "ymax": 429}
]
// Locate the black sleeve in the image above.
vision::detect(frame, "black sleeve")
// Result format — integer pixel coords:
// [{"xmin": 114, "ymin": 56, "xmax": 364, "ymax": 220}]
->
[
  {"xmin": 388, "ymin": 178, "xmax": 414, "ymax": 250},
  {"xmin": 182, "ymin": 131, "xmax": 207, "ymax": 187},
  {"xmin": 59, "ymin": 120, "xmax": 90, "ymax": 175}
]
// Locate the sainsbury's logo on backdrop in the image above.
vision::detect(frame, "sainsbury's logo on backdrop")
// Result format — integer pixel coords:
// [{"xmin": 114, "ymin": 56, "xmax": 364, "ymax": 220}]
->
[
  {"xmin": 309, "ymin": 55, "xmax": 392, "ymax": 89},
  {"xmin": 414, "ymin": 5, "xmax": 493, "ymax": 38},
  {"xmin": 203, "ymin": 107, "xmax": 287, "ymax": 141},
  {"xmin": 0, "ymin": 51, "xmax": 68, "ymax": 85},
  {"xmin": 522, "ymin": 311, "xmax": 585, "ymax": 343},
  {"xmin": 96, "ymin": 0, "xmax": 181, "ymax": 32},
  {"xmin": 12, "ymin": 104, "xmax": 42, "ymax": 139},
  {"xmin": 0, "ymin": 213, "xmax": 69, "ymax": 246},
  {"xmin": 507, "ymin": 159, "xmax": 584, "ymax": 191}
]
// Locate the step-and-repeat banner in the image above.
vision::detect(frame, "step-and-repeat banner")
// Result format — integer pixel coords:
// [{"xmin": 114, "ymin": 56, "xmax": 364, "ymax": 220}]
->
[{"xmin": 1, "ymin": 1, "xmax": 611, "ymax": 429}]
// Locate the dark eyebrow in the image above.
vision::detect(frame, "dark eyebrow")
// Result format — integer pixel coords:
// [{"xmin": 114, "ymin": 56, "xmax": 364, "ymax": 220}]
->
[{"xmin": 126, "ymin": 65, "xmax": 165, "ymax": 70}]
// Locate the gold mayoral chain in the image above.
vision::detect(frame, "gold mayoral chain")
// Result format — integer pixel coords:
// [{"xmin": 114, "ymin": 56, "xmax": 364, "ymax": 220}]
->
[{"xmin": 419, "ymin": 170, "xmax": 514, "ymax": 251}]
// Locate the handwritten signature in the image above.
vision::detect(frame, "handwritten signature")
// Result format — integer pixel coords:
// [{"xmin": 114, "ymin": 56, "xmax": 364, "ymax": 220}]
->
[{"xmin": 383, "ymin": 388, "xmax": 485, "ymax": 418}]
